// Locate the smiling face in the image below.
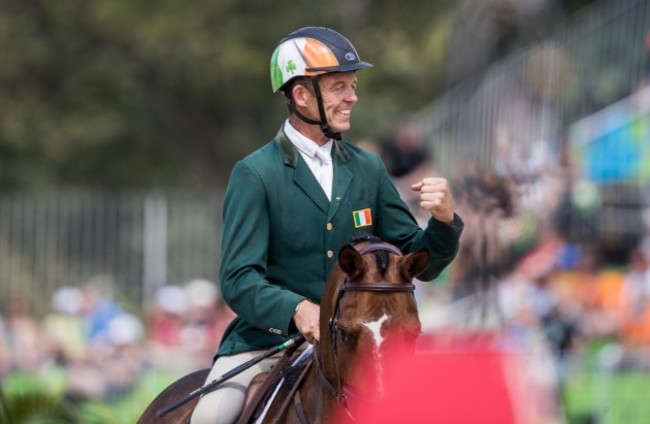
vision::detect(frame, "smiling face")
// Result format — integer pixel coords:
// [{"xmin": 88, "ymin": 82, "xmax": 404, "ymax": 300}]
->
[
  {"xmin": 316, "ymin": 72, "xmax": 358, "ymax": 133},
  {"xmin": 290, "ymin": 71, "xmax": 359, "ymax": 144}
]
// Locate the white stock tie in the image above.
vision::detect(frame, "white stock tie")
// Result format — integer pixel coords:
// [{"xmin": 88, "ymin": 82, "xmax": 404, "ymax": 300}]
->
[{"xmin": 315, "ymin": 148, "xmax": 333, "ymax": 201}]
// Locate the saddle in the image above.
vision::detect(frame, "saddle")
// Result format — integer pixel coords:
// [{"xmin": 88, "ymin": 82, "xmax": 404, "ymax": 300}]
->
[{"xmin": 237, "ymin": 345, "xmax": 313, "ymax": 424}]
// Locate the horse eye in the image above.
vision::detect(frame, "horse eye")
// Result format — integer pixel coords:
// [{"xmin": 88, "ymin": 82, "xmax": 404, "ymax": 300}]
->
[{"xmin": 337, "ymin": 327, "xmax": 356, "ymax": 347}]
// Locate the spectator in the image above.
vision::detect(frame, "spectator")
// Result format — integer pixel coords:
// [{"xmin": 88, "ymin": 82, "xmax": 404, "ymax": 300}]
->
[
  {"xmin": 42, "ymin": 286, "xmax": 86, "ymax": 364},
  {"xmin": 0, "ymin": 313, "xmax": 8, "ymax": 378},
  {"xmin": 383, "ymin": 122, "xmax": 430, "ymax": 179},
  {"xmin": 101, "ymin": 313, "xmax": 146, "ymax": 400},
  {"xmin": 145, "ymin": 284, "xmax": 193, "ymax": 373},
  {"xmin": 4, "ymin": 297, "xmax": 47, "ymax": 373},
  {"xmin": 148, "ymin": 285, "xmax": 188, "ymax": 348},
  {"xmin": 80, "ymin": 283, "xmax": 123, "ymax": 346},
  {"xmin": 619, "ymin": 245, "xmax": 650, "ymax": 347},
  {"xmin": 383, "ymin": 122, "xmax": 436, "ymax": 226},
  {"xmin": 183, "ymin": 279, "xmax": 235, "ymax": 367}
]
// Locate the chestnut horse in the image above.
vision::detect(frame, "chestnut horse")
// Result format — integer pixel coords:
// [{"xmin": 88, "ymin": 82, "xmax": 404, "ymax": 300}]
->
[{"xmin": 138, "ymin": 236, "xmax": 429, "ymax": 423}]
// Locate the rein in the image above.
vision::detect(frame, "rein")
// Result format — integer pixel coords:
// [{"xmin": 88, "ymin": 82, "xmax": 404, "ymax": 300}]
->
[{"xmin": 316, "ymin": 242, "xmax": 416, "ymax": 420}]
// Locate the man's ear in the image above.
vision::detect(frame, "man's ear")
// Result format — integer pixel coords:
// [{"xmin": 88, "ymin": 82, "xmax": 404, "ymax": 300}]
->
[{"xmin": 292, "ymin": 83, "xmax": 311, "ymax": 107}]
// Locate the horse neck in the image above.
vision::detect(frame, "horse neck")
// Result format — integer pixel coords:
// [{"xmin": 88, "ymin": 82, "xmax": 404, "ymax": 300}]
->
[
  {"xmin": 304, "ymin": 275, "xmax": 342, "ymax": 423},
  {"xmin": 296, "ymin": 350, "xmax": 339, "ymax": 424},
  {"xmin": 314, "ymin": 307, "xmax": 347, "ymax": 422}
]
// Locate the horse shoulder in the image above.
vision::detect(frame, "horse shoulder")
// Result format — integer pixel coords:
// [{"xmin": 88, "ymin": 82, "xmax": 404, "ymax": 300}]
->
[{"xmin": 137, "ymin": 368, "xmax": 210, "ymax": 424}]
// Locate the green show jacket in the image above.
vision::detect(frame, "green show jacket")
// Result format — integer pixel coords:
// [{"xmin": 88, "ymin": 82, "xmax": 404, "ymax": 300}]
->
[{"xmin": 216, "ymin": 127, "xmax": 463, "ymax": 357}]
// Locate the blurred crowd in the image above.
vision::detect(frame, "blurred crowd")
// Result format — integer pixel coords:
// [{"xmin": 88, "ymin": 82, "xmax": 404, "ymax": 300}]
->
[
  {"xmin": 373, "ymin": 118, "xmax": 650, "ymax": 380},
  {"xmin": 0, "ymin": 279, "xmax": 234, "ymax": 401},
  {"xmin": 2, "ymin": 118, "xmax": 650, "ymax": 408},
  {"xmin": 497, "ymin": 231, "xmax": 650, "ymax": 371}
]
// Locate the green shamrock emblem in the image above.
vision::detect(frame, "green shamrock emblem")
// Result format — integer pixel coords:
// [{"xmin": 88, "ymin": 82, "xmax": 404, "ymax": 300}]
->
[{"xmin": 285, "ymin": 60, "xmax": 297, "ymax": 74}]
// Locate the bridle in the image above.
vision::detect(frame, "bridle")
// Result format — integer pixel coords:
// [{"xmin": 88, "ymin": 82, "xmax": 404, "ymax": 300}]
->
[{"xmin": 314, "ymin": 242, "xmax": 416, "ymax": 419}]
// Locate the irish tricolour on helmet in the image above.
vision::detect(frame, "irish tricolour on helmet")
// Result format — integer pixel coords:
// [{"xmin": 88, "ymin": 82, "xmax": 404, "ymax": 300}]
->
[{"xmin": 270, "ymin": 27, "xmax": 372, "ymax": 93}]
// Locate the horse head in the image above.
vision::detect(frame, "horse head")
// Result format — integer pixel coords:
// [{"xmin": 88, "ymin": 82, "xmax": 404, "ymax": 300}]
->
[{"xmin": 317, "ymin": 235, "xmax": 430, "ymax": 419}]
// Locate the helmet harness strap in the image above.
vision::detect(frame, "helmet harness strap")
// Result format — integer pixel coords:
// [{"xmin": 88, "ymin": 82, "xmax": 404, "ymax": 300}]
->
[
  {"xmin": 282, "ymin": 75, "xmax": 342, "ymax": 141},
  {"xmin": 309, "ymin": 76, "xmax": 342, "ymax": 140}
]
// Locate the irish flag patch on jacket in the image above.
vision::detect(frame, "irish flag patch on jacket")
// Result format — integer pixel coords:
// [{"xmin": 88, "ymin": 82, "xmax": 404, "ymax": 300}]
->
[{"xmin": 353, "ymin": 208, "xmax": 372, "ymax": 228}]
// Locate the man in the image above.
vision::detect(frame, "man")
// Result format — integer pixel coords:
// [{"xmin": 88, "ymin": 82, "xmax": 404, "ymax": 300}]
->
[{"xmin": 191, "ymin": 26, "xmax": 464, "ymax": 424}]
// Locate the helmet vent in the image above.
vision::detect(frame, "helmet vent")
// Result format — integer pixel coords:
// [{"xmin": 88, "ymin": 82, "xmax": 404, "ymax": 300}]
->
[{"xmin": 345, "ymin": 52, "xmax": 356, "ymax": 61}]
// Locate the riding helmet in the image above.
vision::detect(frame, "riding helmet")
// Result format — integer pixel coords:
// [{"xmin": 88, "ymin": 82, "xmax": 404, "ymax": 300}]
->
[{"xmin": 270, "ymin": 26, "xmax": 373, "ymax": 93}]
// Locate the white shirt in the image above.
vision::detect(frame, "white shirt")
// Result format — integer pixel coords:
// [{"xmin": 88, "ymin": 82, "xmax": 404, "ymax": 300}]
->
[{"xmin": 283, "ymin": 120, "xmax": 333, "ymax": 201}]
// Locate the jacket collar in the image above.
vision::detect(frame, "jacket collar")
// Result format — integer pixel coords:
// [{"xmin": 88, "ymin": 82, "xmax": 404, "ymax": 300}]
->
[
  {"xmin": 275, "ymin": 125, "xmax": 353, "ymax": 216},
  {"xmin": 275, "ymin": 125, "xmax": 350, "ymax": 168}
]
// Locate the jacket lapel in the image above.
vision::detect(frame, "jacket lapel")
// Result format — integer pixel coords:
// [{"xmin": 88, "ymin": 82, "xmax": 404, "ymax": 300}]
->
[{"xmin": 275, "ymin": 127, "xmax": 329, "ymax": 214}]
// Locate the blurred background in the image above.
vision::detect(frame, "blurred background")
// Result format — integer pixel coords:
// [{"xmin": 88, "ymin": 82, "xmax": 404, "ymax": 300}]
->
[{"xmin": 1, "ymin": 0, "xmax": 649, "ymax": 422}]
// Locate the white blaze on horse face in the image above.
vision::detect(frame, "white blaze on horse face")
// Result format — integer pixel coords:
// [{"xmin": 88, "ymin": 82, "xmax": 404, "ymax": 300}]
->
[{"xmin": 363, "ymin": 313, "xmax": 389, "ymax": 355}]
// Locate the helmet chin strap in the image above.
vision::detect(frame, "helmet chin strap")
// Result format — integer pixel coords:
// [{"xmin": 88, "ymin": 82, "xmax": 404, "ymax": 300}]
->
[{"xmin": 286, "ymin": 76, "xmax": 342, "ymax": 141}]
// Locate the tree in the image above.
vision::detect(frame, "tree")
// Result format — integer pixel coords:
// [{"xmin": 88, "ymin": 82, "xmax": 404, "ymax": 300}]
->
[{"xmin": 0, "ymin": 0, "xmax": 598, "ymax": 190}]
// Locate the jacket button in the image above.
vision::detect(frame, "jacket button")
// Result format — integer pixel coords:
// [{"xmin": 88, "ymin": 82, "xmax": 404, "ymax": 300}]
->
[
  {"xmin": 326, "ymin": 223, "xmax": 333, "ymax": 231},
  {"xmin": 327, "ymin": 250, "xmax": 334, "ymax": 258}
]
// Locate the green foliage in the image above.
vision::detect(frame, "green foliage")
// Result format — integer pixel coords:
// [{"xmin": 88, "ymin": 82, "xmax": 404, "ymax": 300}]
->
[
  {"xmin": 0, "ymin": 0, "xmax": 600, "ymax": 190},
  {"xmin": 0, "ymin": 368, "xmax": 185, "ymax": 424},
  {"xmin": 0, "ymin": 387, "xmax": 78, "ymax": 424},
  {"xmin": 0, "ymin": 0, "xmax": 459, "ymax": 190},
  {"xmin": 564, "ymin": 369, "xmax": 650, "ymax": 424}
]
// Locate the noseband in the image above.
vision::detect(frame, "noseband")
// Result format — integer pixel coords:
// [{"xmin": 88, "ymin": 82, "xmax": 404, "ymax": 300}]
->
[{"xmin": 315, "ymin": 242, "xmax": 416, "ymax": 418}]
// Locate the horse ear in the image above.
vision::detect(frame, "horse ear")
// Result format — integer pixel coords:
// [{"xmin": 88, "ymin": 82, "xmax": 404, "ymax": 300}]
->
[
  {"xmin": 400, "ymin": 249, "xmax": 430, "ymax": 280},
  {"xmin": 338, "ymin": 244, "xmax": 364, "ymax": 279}
]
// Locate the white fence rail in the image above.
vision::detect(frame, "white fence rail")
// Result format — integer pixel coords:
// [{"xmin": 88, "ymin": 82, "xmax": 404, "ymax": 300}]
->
[{"xmin": 0, "ymin": 191, "xmax": 222, "ymax": 316}]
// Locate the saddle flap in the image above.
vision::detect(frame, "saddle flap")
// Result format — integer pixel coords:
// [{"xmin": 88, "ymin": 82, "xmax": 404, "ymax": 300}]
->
[
  {"xmin": 237, "ymin": 347, "xmax": 313, "ymax": 424},
  {"xmin": 266, "ymin": 356, "xmax": 313, "ymax": 424},
  {"xmin": 242, "ymin": 371, "xmax": 271, "ymax": 412}
]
